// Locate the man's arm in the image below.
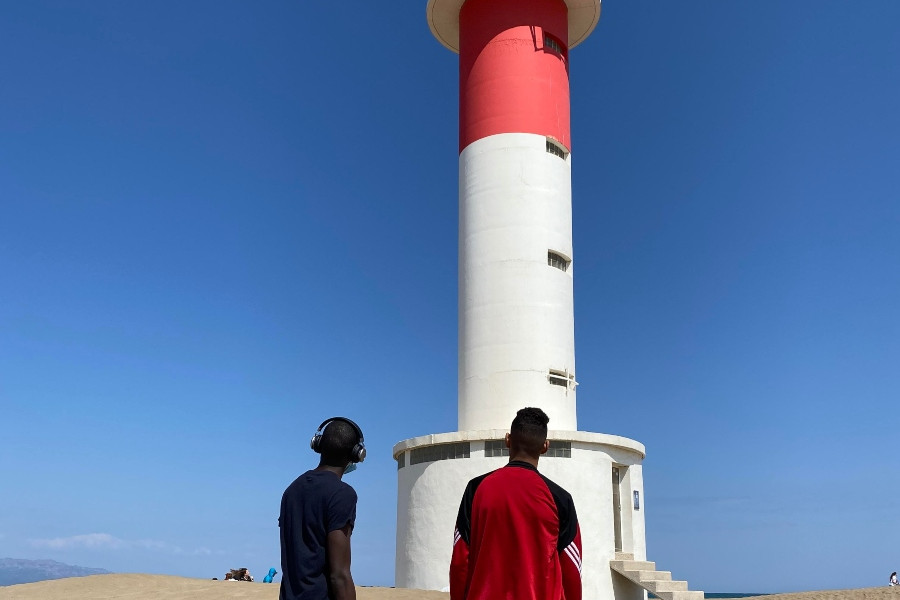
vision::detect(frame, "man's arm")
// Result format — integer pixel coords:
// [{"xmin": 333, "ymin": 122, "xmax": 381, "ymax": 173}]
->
[
  {"xmin": 450, "ymin": 476, "xmax": 483, "ymax": 600},
  {"xmin": 548, "ymin": 483, "xmax": 582, "ymax": 600},
  {"xmin": 326, "ymin": 524, "xmax": 356, "ymax": 600},
  {"xmin": 449, "ymin": 526, "xmax": 470, "ymax": 600},
  {"xmin": 560, "ymin": 525, "xmax": 582, "ymax": 600}
]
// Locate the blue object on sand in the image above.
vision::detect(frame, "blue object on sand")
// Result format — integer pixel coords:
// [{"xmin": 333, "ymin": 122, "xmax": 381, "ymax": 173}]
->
[{"xmin": 263, "ymin": 567, "xmax": 277, "ymax": 583}]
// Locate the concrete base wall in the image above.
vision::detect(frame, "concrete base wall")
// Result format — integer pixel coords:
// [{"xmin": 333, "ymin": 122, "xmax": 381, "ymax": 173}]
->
[{"xmin": 394, "ymin": 430, "xmax": 646, "ymax": 600}]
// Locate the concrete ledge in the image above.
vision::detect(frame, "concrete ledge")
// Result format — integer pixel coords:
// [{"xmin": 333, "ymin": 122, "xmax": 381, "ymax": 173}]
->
[{"xmin": 393, "ymin": 429, "xmax": 645, "ymax": 459}]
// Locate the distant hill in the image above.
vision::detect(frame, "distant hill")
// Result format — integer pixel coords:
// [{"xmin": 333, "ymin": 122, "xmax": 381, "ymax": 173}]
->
[{"xmin": 0, "ymin": 558, "xmax": 111, "ymax": 586}]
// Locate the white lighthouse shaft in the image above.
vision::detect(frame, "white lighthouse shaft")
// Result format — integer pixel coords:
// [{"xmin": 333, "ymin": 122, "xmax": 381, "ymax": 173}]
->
[{"xmin": 458, "ymin": 133, "xmax": 576, "ymax": 431}]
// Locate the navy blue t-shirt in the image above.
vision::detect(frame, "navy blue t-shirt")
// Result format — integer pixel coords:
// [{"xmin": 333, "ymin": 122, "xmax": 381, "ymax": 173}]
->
[{"xmin": 279, "ymin": 470, "xmax": 357, "ymax": 600}]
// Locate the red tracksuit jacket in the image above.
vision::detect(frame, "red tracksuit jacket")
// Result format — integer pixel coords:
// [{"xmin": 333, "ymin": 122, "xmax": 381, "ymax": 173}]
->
[{"xmin": 449, "ymin": 461, "xmax": 583, "ymax": 600}]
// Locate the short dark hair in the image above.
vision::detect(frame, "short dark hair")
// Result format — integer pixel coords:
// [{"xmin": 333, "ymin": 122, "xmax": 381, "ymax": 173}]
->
[
  {"xmin": 509, "ymin": 407, "xmax": 549, "ymax": 456},
  {"xmin": 319, "ymin": 419, "xmax": 361, "ymax": 467}
]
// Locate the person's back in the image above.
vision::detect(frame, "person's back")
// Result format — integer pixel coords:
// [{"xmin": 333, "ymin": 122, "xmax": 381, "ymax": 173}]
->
[
  {"xmin": 280, "ymin": 471, "xmax": 356, "ymax": 598},
  {"xmin": 279, "ymin": 417, "xmax": 366, "ymax": 600},
  {"xmin": 450, "ymin": 407, "xmax": 582, "ymax": 600}
]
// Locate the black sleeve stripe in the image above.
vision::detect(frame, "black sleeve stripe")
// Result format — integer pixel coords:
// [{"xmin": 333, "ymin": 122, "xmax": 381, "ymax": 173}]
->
[{"xmin": 539, "ymin": 474, "xmax": 579, "ymax": 552}]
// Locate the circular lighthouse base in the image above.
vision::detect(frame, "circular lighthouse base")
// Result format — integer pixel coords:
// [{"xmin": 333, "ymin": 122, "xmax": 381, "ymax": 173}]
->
[{"xmin": 394, "ymin": 430, "xmax": 647, "ymax": 600}]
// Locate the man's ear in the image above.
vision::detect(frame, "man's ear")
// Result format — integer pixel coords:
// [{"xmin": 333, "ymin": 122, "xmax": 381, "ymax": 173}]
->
[
  {"xmin": 504, "ymin": 433, "xmax": 511, "ymax": 448},
  {"xmin": 539, "ymin": 440, "xmax": 550, "ymax": 455}
]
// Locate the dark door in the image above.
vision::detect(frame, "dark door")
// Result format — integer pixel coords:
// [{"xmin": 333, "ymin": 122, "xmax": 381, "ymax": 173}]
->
[{"xmin": 612, "ymin": 466, "xmax": 623, "ymax": 552}]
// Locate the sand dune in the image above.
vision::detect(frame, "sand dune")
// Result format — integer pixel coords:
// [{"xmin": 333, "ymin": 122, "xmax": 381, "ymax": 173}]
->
[{"xmin": 2, "ymin": 573, "xmax": 899, "ymax": 600}]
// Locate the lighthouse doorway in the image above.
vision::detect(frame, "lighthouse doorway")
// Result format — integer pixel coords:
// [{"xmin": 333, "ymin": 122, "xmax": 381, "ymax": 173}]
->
[{"xmin": 612, "ymin": 466, "xmax": 623, "ymax": 552}]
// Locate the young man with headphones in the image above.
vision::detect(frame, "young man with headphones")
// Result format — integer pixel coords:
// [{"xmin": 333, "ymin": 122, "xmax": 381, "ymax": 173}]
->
[{"xmin": 279, "ymin": 417, "xmax": 366, "ymax": 600}]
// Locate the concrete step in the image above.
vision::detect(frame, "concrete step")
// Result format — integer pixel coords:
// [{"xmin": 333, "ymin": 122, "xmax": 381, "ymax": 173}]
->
[
  {"xmin": 665, "ymin": 591, "xmax": 704, "ymax": 600},
  {"xmin": 614, "ymin": 552, "xmax": 634, "ymax": 560},
  {"xmin": 644, "ymin": 579, "xmax": 688, "ymax": 593},
  {"xmin": 634, "ymin": 570, "xmax": 671, "ymax": 581},
  {"xmin": 610, "ymin": 560, "xmax": 656, "ymax": 572},
  {"xmin": 609, "ymin": 557, "xmax": 703, "ymax": 600}
]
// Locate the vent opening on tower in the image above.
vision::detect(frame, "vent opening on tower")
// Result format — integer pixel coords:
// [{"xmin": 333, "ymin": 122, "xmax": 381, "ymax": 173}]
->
[
  {"xmin": 548, "ymin": 250, "xmax": 571, "ymax": 272},
  {"xmin": 548, "ymin": 368, "xmax": 577, "ymax": 390},
  {"xmin": 409, "ymin": 442, "xmax": 470, "ymax": 466},
  {"xmin": 485, "ymin": 440, "xmax": 510, "ymax": 457},
  {"xmin": 545, "ymin": 441, "xmax": 572, "ymax": 458},
  {"xmin": 546, "ymin": 138, "xmax": 569, "ymax": 160},
  {"xmin": 543, "ymin": 32, "xmax": 568, "ymax": 62}
]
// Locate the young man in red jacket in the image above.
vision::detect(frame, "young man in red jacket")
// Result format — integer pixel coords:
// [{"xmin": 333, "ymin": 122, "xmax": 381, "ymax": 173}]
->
[{"xmin": 450, "ymin": 407, "xmax": 582, "ymax": 600}]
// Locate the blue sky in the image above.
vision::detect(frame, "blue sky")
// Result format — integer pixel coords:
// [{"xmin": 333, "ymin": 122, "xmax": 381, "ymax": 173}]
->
[{"xmin": 1, "ymin": 0, "xmax": 898, "ymax": 593}]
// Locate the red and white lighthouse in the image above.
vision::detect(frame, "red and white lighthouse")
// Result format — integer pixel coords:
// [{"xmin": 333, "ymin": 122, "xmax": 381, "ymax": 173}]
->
[
  {"xmin": 394, "ymin": 2, "xmax": 648, "ymax": 598},
  {"xmin": 451, "ymin": 0, "xmax": 587, "ymax": 433}
]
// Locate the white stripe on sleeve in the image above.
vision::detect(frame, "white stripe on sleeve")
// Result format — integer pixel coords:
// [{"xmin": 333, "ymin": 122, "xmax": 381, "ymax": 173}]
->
[{"xmin": 563, "ymin": 543, "xmax": 582, "ymax": 576}]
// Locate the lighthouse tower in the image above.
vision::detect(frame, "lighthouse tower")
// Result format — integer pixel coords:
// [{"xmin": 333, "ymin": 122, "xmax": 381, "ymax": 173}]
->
[{"xmin": 394, "ymin": 1, "xmax": 647, "ymax": 598}]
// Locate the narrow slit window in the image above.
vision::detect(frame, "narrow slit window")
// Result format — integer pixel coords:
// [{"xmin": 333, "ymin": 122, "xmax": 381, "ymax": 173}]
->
[
  {"xmin": 549, "ymin": 369, "xmax": 569, "ymax": 387},
  {"xmin": 485, "ymin": 440, "xmax": 509, "ymax": 457},
  {"xmin": 549, "ymin": 374, "xmax": 568, "ymax": 387},
  {"xmin": 543, "ymin": 33, "xmax": 568, "ymax": 61},
  {"xmin": 545, "ymin": 441, "xmax": 572, "ymax": 458},
  {"xmin": 546, "ymin": 139, "xmax": 569, "ymax": 160},
  {"xmin": 410, "ymin": 442, "xmax": 470, "ymax": 466},
  {"xmin": 397, "ymin": 452, "xmax": 406, "ymax": 469},
  {"xmin": 548, "ymin": 251, "xmax": 570, "ymax": 272},
  {"xmin": 548, "ymin": 369, "xmax": 577, "ymax": 390}
]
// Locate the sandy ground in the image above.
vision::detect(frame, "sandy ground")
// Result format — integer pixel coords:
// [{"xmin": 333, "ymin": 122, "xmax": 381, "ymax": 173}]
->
[
  {"xmin": 2, "ymin": 574, "xmax": 900, "ymax": 600},
  {"xmin": 0, "ymin": 574, "xmax": 448, "ymax": 600},
  {"xmin": 751, "ymin": 590, "xmax": 900, "ymax": 600}
]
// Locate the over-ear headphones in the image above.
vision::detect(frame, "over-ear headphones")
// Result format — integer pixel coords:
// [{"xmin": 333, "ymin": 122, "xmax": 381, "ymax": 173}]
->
[{"xmin": 310, "ymin": 417, "xmax": 366, "ymax": 463}]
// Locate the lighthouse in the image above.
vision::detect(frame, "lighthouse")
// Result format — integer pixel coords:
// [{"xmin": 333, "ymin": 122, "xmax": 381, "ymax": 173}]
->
[{"xmin": 394, "ymin": 1, "xmax": 649, "ymax": 598}]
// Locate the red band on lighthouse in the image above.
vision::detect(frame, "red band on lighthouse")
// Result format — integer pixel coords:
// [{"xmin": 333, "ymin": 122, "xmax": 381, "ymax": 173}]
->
[{"xmin": 459, "ymin": 0, "xmax": 570, "ymax": 153}]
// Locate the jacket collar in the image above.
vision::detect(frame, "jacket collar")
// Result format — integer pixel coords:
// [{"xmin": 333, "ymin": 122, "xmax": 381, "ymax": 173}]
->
[{"xmin": 505, "ymin": 460, "xmax": 538, "ymax": 471}]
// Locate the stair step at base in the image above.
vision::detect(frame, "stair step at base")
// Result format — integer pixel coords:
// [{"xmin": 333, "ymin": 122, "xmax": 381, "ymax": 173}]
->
[
  {"xmin": 646, "ymin": 580, "xmax": 688, "ymax": 592},
  {"xmin": 635, "ymin": 570, "xmax": 671, "ymax": 581},
  {"xmin": 666, "ymin": 591, "xmax": 704, "ymax": 600},
  {"xmin": 610, "ymin": 557, "xmax": 702, "ymax": 600},
  {"xmin": 610, "ymin": 560, "xmax": 656, "ymax": 572},
  {"xmin": 653, "ymin": 591, "xmax": 705, "ymax": 600}
]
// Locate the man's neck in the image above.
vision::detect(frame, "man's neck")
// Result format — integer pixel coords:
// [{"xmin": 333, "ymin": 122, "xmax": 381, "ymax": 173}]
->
[
  {"xmin": 314, "ymin": 464, "xmax": 345, "ymax": 479},
  {"xmin": 508, "ymin": 453, "xmax": 539, "ymax": 468}
]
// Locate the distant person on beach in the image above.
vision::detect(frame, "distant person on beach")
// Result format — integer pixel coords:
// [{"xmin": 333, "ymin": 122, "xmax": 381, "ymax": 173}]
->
[
  {"xmin": 279, "ymin": 417, "xmax": 366, "ymax": 600},
  {"xmin": 890, "ymin": 572, "xmax": 898, "ymax": 586},
  {"xmin": 225, "ymin": 568, "xmax": 253, "ymax": 582},
  {"xmin": 449, "ymin": 407, "xmax": 582, "ymax": 600},
  {"xmin": 264, "ymin": 567, "xmax": 278, "ymax": 583}
]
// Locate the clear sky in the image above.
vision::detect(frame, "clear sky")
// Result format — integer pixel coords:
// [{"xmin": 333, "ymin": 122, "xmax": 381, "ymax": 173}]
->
[{"xmin": 1, "ymin": 0, "xmax": 898, "ymax": 594}]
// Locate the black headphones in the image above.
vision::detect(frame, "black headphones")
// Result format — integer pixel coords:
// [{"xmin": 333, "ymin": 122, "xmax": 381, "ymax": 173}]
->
[{"xmin": 310, "ymin": 417, "xmax": 366, "ymax": 463}]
